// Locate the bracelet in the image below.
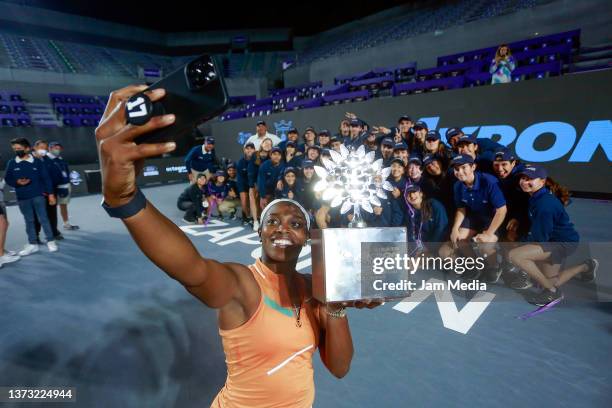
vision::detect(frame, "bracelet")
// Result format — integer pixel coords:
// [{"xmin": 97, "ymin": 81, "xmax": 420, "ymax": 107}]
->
[
  {"xmin": 326, "ymin": 306, "xmax": 347, "ymax": 319},
  {"xmin": 101, "ymin": 188, "xmax": 147, "ymax": 219}
]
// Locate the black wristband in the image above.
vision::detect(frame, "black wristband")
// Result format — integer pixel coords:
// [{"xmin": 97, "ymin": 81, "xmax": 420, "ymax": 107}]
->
[{"xmin": 101, "ymin": 189, "xmax": 147, "ymax": 219}]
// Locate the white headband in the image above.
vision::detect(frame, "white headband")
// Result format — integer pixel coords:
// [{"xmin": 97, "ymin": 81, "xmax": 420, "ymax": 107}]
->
[{"xmin": 259, "ymin": 199, "xmax": 311, "ymax": 231}]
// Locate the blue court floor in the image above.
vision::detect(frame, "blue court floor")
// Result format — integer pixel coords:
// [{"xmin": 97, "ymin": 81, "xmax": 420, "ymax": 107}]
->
[{"xmin": 0, "ymin": 182, "xmax": 610, "ymax": 408}]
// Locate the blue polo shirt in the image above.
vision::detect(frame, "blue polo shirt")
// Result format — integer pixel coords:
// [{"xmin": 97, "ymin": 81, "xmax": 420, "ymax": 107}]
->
[
  {"xmin": 527, "ymin": 187, "xmax": 579, "ymax": 242},
  {"xmin": 236, "ymin": 156, "xmax": 250, "ymax": 192},
  {"xmin": 257, "ymin": 160, "xmax": 285, "ymax": 196},
  {"xmin": 454, "ymin": 172, "xmax": 506, "ymax": 224},
  {"xmin": 4, "ymin": 155, "xmax": 54, "ymax": 200},
  {"xmin": 184, "ymin": 145, "xmax": 219, "ymax": 173}
]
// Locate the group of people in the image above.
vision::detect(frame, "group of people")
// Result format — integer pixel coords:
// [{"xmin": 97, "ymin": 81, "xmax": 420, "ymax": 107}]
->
[
  {"xmin": 179, "ymin": 114, "xmax": 597, "ymax": 307},
  {"xmin": 0, "ymin": 138, "xmax": 79, "ymax": 268}
]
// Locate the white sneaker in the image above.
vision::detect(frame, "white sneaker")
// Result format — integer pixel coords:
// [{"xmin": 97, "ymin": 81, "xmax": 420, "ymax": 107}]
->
[
  {"xmin": 19, "ymin": 244, "xmax": 39, "ymax": 256},
  {"xmin": 0, "ymin": 253, "xmax": 20, "ymax": 266},
  {"xmin": 47, "ymin": 241, "xmax": 59, "ymax": 253},
  {"xmin": 4, "ymin": 249, "xmax": 17, "ymax": 256},
  {"xmin": 252, "ymin": 220, "xmax": 260, "ymax": 231}
]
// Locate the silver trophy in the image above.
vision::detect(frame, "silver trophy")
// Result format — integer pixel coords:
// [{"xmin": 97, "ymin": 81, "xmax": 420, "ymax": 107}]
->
[{"xmin": 311, "ymin": 145, "xmax": 409, "ymax": 303}]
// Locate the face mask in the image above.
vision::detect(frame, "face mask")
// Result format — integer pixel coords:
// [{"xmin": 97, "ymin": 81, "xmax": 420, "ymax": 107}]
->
[
  {"xmin": 50, "ymin": 149, "xmax": 61, "ymax": 156},
  {"xmin": 36, "ymin": 149, "xmax": 47, "ymax": 156},
  {"xmin": 16, "ymin": 150, "xmax": 27, "ymax": 158}
]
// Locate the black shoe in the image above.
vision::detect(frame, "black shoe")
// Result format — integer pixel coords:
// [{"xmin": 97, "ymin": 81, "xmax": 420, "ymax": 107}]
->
[
  {"xmin": 509, "ymin": 271, "xmax": 533, "ymax": 290},
  {"xmin": 461, "ymin": 267, "xmax": 482, "ymax": 281},
  {"xmin": 481, "ymin": 266, "xmax": 503, "ymax": 284},
  {"xmin": 501, "ymin": 263, "xmax": 521, "ymax": 284},
  {"xmin": 578, "ymin": 259, "xmax": 598, "ymax": 283},
  {"xmin": 36, "ymin": 238, "xmax": 43, "ymax": 245},
  {"xmin": 526, "ymin": 288, "xmax": 563, "ymax": 307},
  {"xmin": 54, "ymin": 234, "xmax": 65, "ymax": 241}
]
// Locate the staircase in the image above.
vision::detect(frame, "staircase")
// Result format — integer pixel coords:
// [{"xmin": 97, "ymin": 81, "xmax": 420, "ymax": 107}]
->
[{"xmin": 26, "ymin": 103, "xmax": 62, "ymax": 127}]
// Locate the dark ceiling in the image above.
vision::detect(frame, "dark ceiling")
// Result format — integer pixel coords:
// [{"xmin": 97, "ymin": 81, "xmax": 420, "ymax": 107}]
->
[{"xmin": 3, "ymin": 0, "xmax": 427, "ymax": 36}]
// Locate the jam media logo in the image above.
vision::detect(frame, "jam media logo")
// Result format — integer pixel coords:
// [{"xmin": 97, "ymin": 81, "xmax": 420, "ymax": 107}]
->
[
  {"xmin": 69, "ymin": 171, "xmax": 82, "ymax": 186},
  {"xmin": 166, "ymin": 165, "xmax": 188, "ymax": 174},
  {"xmin": 420, "ymin": 117, "xmax": 612, "ymax": 163},
  {"xmin": 236, "ymin": 132, "xmax": 251, "ymax": 145},
  {"xmin": 274, "ymin": 120, "xmax": 293, "ymax": 142},
  {"xmin": 143, "ymin": 165, "xmax": 159, "ymax": 177}
]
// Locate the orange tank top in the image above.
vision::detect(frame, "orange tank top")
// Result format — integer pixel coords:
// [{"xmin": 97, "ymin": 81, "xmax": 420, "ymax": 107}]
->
[{"xmin": 211, "ymin": 258, "xmax": 320, "ymax": 408}]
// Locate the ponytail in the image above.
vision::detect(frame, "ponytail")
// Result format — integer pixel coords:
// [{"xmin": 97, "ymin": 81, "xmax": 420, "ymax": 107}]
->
[{"xmin": 545, "ymin": 177, "xmax": 571, "ymax": 206}]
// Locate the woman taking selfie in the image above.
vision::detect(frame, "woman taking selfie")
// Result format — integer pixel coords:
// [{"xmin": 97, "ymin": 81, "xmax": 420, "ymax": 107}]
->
[
  {"xmin": 490, "ymin": 44, "xmax": 516, "ymax": 84},
  {"xmin": 96, "ymin": 85, "xmax": 380, "ymax": 408}
]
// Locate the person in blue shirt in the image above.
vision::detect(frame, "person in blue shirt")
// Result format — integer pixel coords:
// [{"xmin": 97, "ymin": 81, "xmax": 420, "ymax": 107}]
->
[
  {"xmin": 404, "ymin": 182, "xmax": 449, "ymax": 254},
  {"xmin": 387, "ymin": 158, "xmax": 408, "ymax": 217},
  {"xmin": 343, "ymin": 119, "xmax": 367, "ymax": 150},
  {"xmin": 380, "ymin": 138, "xmax": 395, "ymax": 167},
  {"xmin": 422, "ymin": 130, "xmax": 452, "ymax": 169},
  {"xmin": 300, "ymin": 127, "xmax": 318, "ymax": 153},
  {"xmin": 294, "ymin": 160, "xmax": 319, "ymax": 215},
  {"xmin": 275, "ymin": 167, "xmax": 299, "ymax": 200},
  {"xmin": 454, "ymin": 134, "xmax": 494, "ymax": 174},
  {"xmin": 409, "ymin": 121, "xmax": 428, "ymax": 157},
  {"xmin": 236, "ymin": 142, "xmax": 256, "ymax": 225},
  {"xmin": 32, "ymin": 139, "xmax": 62, "ymax": 241},
  {"xmin": 284, "ymin": 141, "xmax": 303, "ymax": 169},
  {"xmin": 305, "ymin": 145, "xmax": 322, "ymax": 166},
  {"xmin": 363, "ymin": 130, "xmax": 380, "ymax": 158},
  {"xmin": 247, "ymin": 137, "xmax": 273, "ymax": 231},
  {"xmin": 507, "ymin": 165, "xmax": 598, "ymax": 306},
  {"xmin": 207, "ymin": 170, "xmax": 238, "ymax": 220},
  {"xmin": 439, "ymin": 155, "xmax": 507, "ymax": 276},
  {"xmin": 257, "ymin": 147, "xmax": 285, "ymax": 209},
  {"xmin": 392, "ymin": 143, "xmax": 409, "ymax": 166},
  {"xmin": 445, "ymin": 128, "xmax": 503, "ymax": 156},
  {"xmin": 491, "ymin": 148, "xmax": 530, "ymax": 242},
  {"xmin": 4, "ymin": 138, "xmax": 58, "ymax": 256},
  {"xmin": 354, "ymin": 194, "xmax": 403, "ymax": 228},
  {"xmin": 47, "ymin": 142, "xmax": 79, "ymax": 231},
  {"xmin": 185, "ymin": 137, "xmax": 220, "ymax": 183},
  {"xmin": 317, "ymin": 129, "xmax": 332, "ymax": 149},
  {"xmin": 277, "ymin": 128, "xmax": 302, "ymax": 153}
]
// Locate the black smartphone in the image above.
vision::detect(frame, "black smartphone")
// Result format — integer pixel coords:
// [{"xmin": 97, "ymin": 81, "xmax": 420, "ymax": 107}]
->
[{"xmin": 134, "ymin": 54, "xmax": 229, "ymax": 144}]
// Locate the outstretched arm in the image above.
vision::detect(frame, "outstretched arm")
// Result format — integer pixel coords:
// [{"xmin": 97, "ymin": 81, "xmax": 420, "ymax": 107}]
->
[{"xmin": 96, "ymin": 85, "xmax": 245, "ymax": 309}]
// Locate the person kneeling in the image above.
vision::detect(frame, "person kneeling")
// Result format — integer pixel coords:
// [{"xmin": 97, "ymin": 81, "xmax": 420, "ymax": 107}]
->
[{"xmin": 177, "ymin": 173, "xmax": 209, "ymax": 224}]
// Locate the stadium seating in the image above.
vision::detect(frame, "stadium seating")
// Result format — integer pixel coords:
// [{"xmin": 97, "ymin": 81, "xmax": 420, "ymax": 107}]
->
[
  {"xmin": 49, "ymin": 93, "xmax": 106, "ymax": 127},
  {"xmin": 0, "ymin": 91, "xmax": 31, "ymax": 127}
]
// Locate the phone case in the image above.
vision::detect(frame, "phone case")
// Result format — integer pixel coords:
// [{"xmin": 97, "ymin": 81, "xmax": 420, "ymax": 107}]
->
[{"xmin": 134, "ymin": 55, "xmax": 229, "ymax": 145}]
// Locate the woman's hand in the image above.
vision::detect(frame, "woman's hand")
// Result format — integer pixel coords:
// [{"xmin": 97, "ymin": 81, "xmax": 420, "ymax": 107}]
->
[
  {"xmin": 450, "ymin": 228, "xmax": 460, "ymax": 248},
  {"xmin": 95, "ymin": 85, "xmax": 176, "ymax": 207}
]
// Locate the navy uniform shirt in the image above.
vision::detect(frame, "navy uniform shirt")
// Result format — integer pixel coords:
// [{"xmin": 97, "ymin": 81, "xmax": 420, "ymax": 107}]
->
[
  {"xmin": 236, "ymin": 156, "xmax": 250, "ymax": 193},
  {"xmin": 295, "ymin": 177, "xmax": 318, "ymax": 213},
  {"xmin": 527, "ymin": 187, "xmax": 579, "ymax": 242},
  {"xmin": 406, "ymin": 198, "xmax": 449, "ymax": 243},
  {"xmin": 497, "ymin": 163, "xmax": 530, "ymax": 232},
  {"xmin": 184, "ymin": 145, "xmax": 219, "ymax": 173},
  {"xmin": 257, "ymin": 160, "xmax": 285, "ymax": 197},
  {"xmin": 275, "ymin": 183, "xmax": 298, "ymax": 199},
  {"xmin": 4, "ymin": 156, "xmax": 53, "ymax": 200},
  {"xmin": 454, "ymin": 172, "xmax": 506, "ymax": 224}
]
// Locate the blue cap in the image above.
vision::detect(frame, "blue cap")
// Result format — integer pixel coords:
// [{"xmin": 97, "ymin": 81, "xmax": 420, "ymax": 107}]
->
[
  {"xmin": 288, "ymin": 127, "xmax": 299, "ymax": 134},
  {"xmin": 349, "ymin": 118, "xmax": 361, "ymax": 126},
  {"xmin": 318, "ymin": 129, "xmax": 330, "ymax": 136},
  {"xmin": 450, "ymin": 154, "xmax": 475, "ymax": 167},
  {"xmin": 205, "ymin": 137, "xmax": 215, "ymax": 144},
  {"xmin": 422, "ymin": 154, "xmax": 440, "ymax": 166},
  {"xmin": 398, "ymin": 115, "xmax": 412, "ymax": 122},
  {"xmin": 390, "ymin": 158, "xmax": 405, "ymax": 166},
  {"xmin": 283, "ymin": 167, "xmax": 297, "ymax": 176},
  {"xmin": 270, "ymin": 146, "xmax": 282, "ymax": 154},
  {"xmin": 519, "ymin": 164, "xmax": 547, "ymax": 179},
  {"xmin": 301, "ymin": 160, "xmax": 315, "ymax": 168},
  {"xmin": 244, "ymin": 142, "xmax": 255, "ymax": 149},
  {"xmin": 493, "ymin": 148, "xmax": 516, "ymax": 162},
  {"xmin": 425, "ymin": 130, "xmax": 441, "ymax": 141},
  {"xmin": 305, "ymin": 126, "xmax": 316, "ymax": 133},
  {"xmin": 49, "ymin": 141, "xmax": 63, "ymax": 148},
  {"xmin": 321, "ymin": 148, "xmax": 331, "ymax": 156},
  {"xmin": 408, "ymin": 155, "xmax": 423, "ymax": 166},
  {"xmin": 393, "ymin": 142, "xmax": 408, "ymax": 151},
  {"xmin": 413, "ymin": 121, "xmax": 428, "ymax": 130},
  {"xmin": 226, "ymin": 162, "xmax": 236, "ymax": 169},
  {"xmin": 405, "ymin": 182, "xmax": 421, "ymax": 193},
  {"xmin": 285, "ymin": 141, "xmax": 297, "ymax": 148},
  {"xmin": 256, "ymin": 120, "xmax": 266, "ymax": 126},
  {"xmin": 455, "ymin": 134, "xmax": 477, "ymax": 145},
  {"xmin": 307, "ymin": 144, "xmax": 321, "ymax": 151},
  {"xmin": 446, "ymin": 127, "xmax": 463, "ymax": 142},
  {"xmin": 214, "ymin": 170, "xmax": 226, "ymax": 177},
  {"xmin": 381, "ymin": 138, "xmax": 394, "ymax": 147}
]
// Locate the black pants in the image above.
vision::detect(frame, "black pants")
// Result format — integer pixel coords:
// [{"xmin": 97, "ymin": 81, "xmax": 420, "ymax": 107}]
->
[
  {"xmin": 35, "ymin": 201, "xmax": 60, "ymax": 238},
  {"xmin": 178, "ymin": 200, "xmax": 199, "ymax": 222}
]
